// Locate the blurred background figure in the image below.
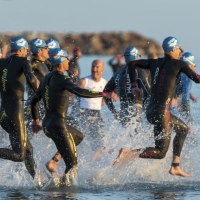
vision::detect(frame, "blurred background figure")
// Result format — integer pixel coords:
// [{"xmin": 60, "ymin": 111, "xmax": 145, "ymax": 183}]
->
[
  {"xmin": 171, "ymin": 52, "xmax": 197, "ymax": 124},
  {"xmin": 108, "ymin": 54, "xmax": 124, "ymax": 74},
  {"xmin": 69, "ymin": 46, "xmax": 82, "ymax": 83}
]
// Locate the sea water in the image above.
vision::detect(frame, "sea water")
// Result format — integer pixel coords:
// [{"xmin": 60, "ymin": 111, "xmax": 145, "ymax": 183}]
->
[{"xmin": 0, "ymin": 55, "xmax": 200, "ymax": 199}]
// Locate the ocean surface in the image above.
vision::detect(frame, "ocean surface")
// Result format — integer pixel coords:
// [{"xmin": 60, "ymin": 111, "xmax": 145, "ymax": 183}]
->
[{"xmin": 0, "ymin": 55, "xmax": 200, "ymax": 199}]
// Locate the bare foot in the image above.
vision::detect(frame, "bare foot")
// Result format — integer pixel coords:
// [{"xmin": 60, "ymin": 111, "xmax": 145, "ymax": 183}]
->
[
  {"xmin": 124, "ymin": 149, "xmax": 138, "ymax": 161},
  {"xmin": 46, "ymin": 160, "xmax": 58, "ymax": 173},
  {"xmin": 169, "ymin": 166, "xmax": 191, "ymax": 177},
  {"xmin": 112, "ymin": 148, "xmax": 129, "ymax": 167}
]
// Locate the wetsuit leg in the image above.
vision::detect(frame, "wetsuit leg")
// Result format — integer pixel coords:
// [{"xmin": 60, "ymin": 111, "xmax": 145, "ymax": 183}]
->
[
  {"xmin": 139, "ymin": 121, "xmax": 171, "ymax": 159},
  {"xmin": 67, "ymin": 125, "xmax": 84, "ymax": 146},
  {"xmin": 140, "ymin": 110, "xmax": 171, "ymax": 159},
  {"xmin": 24, "ymin": 138, "xmax": 36, "ymax": 178},
  {"xmin": 170, "ymin": 114, "xmax": 188, "ymax": 157},
  {"xmin": 0, "ymin": 115, "xmax": 26, "ymax": 162},
  {"xmin": 44, "ymin": 127, "xmax": 77, "ymax": 174},
  {"xmin": 140, "ymin": 111, "xmax": 188, "ymax": 159}
]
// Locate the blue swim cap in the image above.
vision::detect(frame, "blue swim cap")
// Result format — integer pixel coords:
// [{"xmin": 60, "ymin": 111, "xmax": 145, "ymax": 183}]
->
[
  {"xmin": 124, "ymin": 46, "xmax": 141, "ymax": 63},
  {"xmin": 46, "ymin": 38, "xmax": 60, "ymax": 49},
  {"xmin": 49, "ymin": 48, "xmax": 68, "ymax": 57},
  {"xmin": 180, "ymin": 52, "xmax": 195, "ymax": 66},
  {"xmin": 162, "ymin": 36, "xmax": 181, "ymax": 53},
  {"xmin": 29, "ymin": 38, "xmax": 48, "ymax": 53},
  {"xmin": 50, "ymin": 49, "xmax": 69, "ymax": 65},
  {"xmin": 10, "ymin": 37, "xmax": 29, "ymax": 50}
]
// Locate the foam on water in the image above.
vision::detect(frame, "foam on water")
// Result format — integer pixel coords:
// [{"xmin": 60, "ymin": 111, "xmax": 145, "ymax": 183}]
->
[{"xmin": 0, "ymin": 101, "xmax": 199, "ymax": 191}]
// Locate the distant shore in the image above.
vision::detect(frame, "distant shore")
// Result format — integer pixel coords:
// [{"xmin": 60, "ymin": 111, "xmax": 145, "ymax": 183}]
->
[{"xmin": 0, "ymin": 32, "xmax": 163, "ymax": 56}]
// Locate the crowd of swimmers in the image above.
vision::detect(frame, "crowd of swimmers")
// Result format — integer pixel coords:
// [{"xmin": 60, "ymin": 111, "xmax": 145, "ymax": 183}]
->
[{"xmin": 0, "ymin": 35, "xmax": 199, "ymax": 186}]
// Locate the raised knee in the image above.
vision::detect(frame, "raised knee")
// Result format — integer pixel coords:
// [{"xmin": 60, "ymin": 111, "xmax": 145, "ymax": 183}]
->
[
  {"xmin": 16, "ymin": 151, "xmax": 26, "ymax": 162},
  {"xmin": 158, "ymin": 151, "xmax": 167, "ymax": 159}
]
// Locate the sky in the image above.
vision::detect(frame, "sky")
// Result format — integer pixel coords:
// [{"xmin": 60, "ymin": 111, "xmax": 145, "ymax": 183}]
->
[{"xmin": 0, "ymin": 0, "xmax": 200, "ymax": 57}]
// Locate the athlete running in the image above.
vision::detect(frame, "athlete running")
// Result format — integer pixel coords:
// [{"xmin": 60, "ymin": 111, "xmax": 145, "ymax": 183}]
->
[
  {"xmin": 25, "ymin": 38, "xmax": 51, "ymax": 130},
  {"xmin": 104, "ymin": 46, "xmax": 150, "ymax": 126},
  {"xmin": 0, "ymin": 37, "xmax": 38, "ymax": 178},
  {"xmin": 171, "ymin": 52, "xmax": 197, "ymax": 123},
  {"xmin": 113, "ymin": 36, "xmax": 200, "ymax": 177},
  {"xmin": 31, "ymin": 51, "xmax": 115, "ymax": 178}
]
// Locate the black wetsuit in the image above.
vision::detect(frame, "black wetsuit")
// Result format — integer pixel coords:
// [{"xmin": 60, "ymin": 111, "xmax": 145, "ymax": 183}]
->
[
  {"xmin": 25, "ymin": 58, "xmax": 50, "ymax": 129},
  {"xmin": 31, "ymin": 70, "xmax": 103, "ymax": 173},
  {"xmin": 31, "ymin": 58, "xmax": 50, "ymax": 81},
  {"xmin": 0, "ymin": 55, "xmax": 38, "ymax": 178},
  {"xmin": 129, "ymin": 54, "xmax": 200, "ymax": 159},
  {"xmin": 104, "ymin": 65, "xmax": 150, "ymax": 126}
]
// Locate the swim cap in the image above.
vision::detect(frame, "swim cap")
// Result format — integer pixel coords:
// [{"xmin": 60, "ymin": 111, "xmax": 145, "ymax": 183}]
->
[
  {"xmin": 49, "ymin": 48, "xmax": 68, "ymax": 57},
  {"xmin": 10, "ymin": 37, "xmax": 29, "ymax": 50},
  {"xmin": 124, "ymin": 46, "xmax": 141, "ymax": 63},
  {"xmin": 29, "ymin": 38, "xmax": 48, "ymax": 53},
  {"xmin": 46, "ymin": 38, "xmax": 60, "ymax": 49},
  {"xmin": 180, "ymin": 52, "xmax": 195, "ymax": 66},
  {"xmin": 50, "ymin": 49, "xmax": 69, "ymax": 65},
  {"xmin": 162, "ymin": 36, "xmax": 181, "ymax": 53}
]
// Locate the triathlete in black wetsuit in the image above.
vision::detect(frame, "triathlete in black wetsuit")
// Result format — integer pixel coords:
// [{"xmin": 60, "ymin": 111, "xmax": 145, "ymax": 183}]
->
[
  {"xmin": 25, "ymin": 38, "xmax": 51, "ymax": 127},
  {"xmin": 104, "ymin": 46, "xmax": 149, "ymax": 126},
  {"xmin": 31, "ymin": 53, "xmax": 113, "ymax": 176},
  {"xmin": 113, "ymin": 36, "xmax": 200, "ymax": 177},
  {"xmin": 0, "ymin": 37, "xmax": 38, "ymax": 178}
]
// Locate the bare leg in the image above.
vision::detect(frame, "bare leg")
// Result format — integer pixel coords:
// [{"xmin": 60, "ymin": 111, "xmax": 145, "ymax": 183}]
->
[
  {"xmin": 169, "ymin": 156, "xmax": 190, "ymax": 177},
  {"xmin": 112, "ymin": 148, "xmax": 130, "ymax": 166}
]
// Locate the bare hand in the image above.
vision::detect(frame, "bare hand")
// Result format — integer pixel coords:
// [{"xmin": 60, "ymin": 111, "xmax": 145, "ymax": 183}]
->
[{"xmin": 132, "ymin": 87, "xmax": 143, "ymax": 100}]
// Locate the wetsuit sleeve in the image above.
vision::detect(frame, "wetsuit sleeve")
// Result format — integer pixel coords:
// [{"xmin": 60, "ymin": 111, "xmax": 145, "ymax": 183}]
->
[
  {"xmin": 181, "ymin": 62, "xmax": 200, "ymax": 83},
  {"xmin": 31, "ymin": 85, "xmax": 42, "ymax": 120},
  {"xmin": 127, "ymin": 60, "xmax": 149, "ymax": 89},
  {"xmin": 23, "ymin": 60, "xmax": 38, "ymax": 91},
  {"xmin": 64, "ymin": 77, "xmax": 102, "ymax": 98},
  {"xmin": 103, "ymin": 77, "xmax": 116, "ymax": 112},
  {"xmin": 181, "ymin": 75, "xmax": 191, "ymax": 103}
]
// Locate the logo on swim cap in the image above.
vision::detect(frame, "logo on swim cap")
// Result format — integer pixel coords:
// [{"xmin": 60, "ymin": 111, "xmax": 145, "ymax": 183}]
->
[
  {"xmin": 34, "ymin": 39, "xmax": 43, "ymax": 46},
  {"xmin": 46, "ymin": 38, "xmax": 60, "ymax": 49},
  {"xmin": 16, "ymin": 39, "xmax": 27, "ymax": 47},
  {"xmin": 30, "ymin": 38, "xmax": 47, "ymax": 53},
  {"xmin": 50, "ymin": 48, "xmax": 69, "ymax": 65},
  {"xmin": 10, "ymin": 37, "xmax": 29, "ymax": 50},
  {"xmin": 162, "ymin": 36, "xmax": 180, "ymax": 53},
  {"xmin": 124, "ymin": 46, "xmax": 141, "ymax": 63}
]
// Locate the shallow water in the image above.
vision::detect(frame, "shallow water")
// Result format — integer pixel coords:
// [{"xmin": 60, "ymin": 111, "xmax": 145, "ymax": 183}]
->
[{"xmin": 0, "ymin": 55, "xmax": 200, "ymax": 199}]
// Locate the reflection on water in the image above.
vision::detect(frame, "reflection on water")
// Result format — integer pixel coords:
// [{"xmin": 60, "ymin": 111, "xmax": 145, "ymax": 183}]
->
[{"xmin": 1, "ymin": 184, "xmax": 200, "ymax": 200}]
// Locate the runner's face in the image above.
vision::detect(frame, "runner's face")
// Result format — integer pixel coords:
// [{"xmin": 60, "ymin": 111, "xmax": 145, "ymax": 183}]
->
[
  {"xmin": 63, "ymin": 58, "xmax": 69, "ymax": 71},
  {"xmin": 173, "ymin": 47, "xmax": 183, "ymax": 59},
  {"xmin": 22, "ymin": 48, "xmax": 29, "ymax": 57},
  {"xmin": 40, "ymin": 47, "xmax": 49, "ymax": 60}
]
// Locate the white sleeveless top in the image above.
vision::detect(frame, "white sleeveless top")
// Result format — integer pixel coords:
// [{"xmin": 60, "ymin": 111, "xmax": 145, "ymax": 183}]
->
[{"xmin": 80, "ymin": 75, "xmax": 107, "ymax": 110}]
